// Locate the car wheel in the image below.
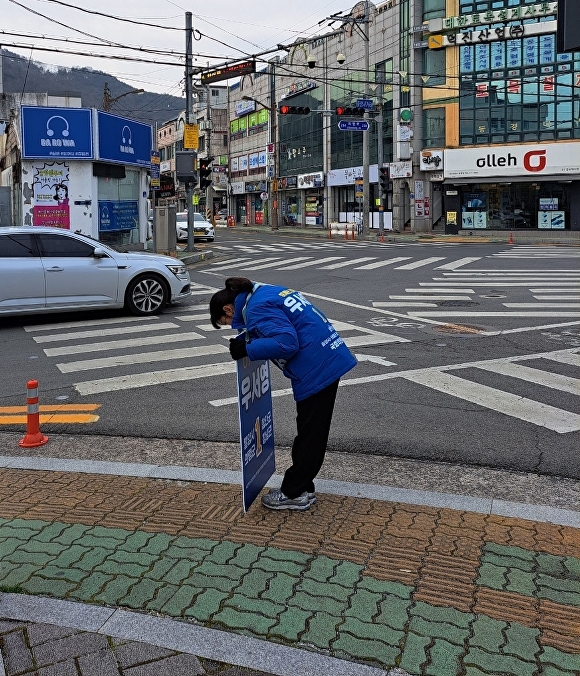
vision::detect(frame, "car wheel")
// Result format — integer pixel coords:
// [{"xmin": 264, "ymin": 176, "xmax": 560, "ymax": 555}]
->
[
  {"xmin": 208, "ymin": 237, "xmax": 215, "ymax": 242},
  {"xmin": 125, "ymin": 274, "xmax": 168, "ymax": 316}
]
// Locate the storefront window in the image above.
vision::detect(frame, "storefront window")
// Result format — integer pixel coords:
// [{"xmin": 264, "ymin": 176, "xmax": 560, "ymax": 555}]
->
[{"xmin": 97, "ymin": 169, "xmax": 141, "ymax": 247}]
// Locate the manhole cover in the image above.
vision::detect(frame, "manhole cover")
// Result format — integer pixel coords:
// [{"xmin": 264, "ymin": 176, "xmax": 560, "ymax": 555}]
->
[
  {"xmin": 438, "ymin": 300, "xmax": 480, "ymax": 307},
  {"xmin": 434, "ymin": 323, "xmax": 485, "ymax": 335}
]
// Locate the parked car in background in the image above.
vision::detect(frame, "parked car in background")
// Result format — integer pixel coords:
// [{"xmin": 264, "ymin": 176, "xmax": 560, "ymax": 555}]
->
[
  {"xmin": 0, "ymin": 227, "xmax": 191, "ymax": 317},
  {"xmin": 176, "ymin": 212, "xmax": 215, "ymax": 242}
]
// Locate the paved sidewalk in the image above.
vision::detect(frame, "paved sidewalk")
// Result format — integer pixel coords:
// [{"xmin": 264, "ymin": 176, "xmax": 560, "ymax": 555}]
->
[{"xmin": 0, "ymin": 449, "xmax": 579, "ymax": 675}]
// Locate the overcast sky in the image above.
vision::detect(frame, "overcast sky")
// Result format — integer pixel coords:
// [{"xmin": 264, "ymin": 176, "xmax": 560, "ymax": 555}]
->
[{"xmin": 2, "ymin": 0, "xmax": 348, "ymax": 95}]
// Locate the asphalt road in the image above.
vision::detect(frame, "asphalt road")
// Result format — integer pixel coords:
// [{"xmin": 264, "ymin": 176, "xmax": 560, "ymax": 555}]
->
[{"xmin": 1, "ymin": 232, "xmax": 579, "ymax": 479}]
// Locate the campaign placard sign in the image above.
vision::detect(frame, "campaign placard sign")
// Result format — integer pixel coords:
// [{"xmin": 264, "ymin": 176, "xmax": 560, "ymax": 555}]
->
[
  {"xmin": 236, "ymin": 357, "xmax": 275, "ymax": 512},
  {"xmin": 21, "ymin": 106, "xmax": 93, "ymax": 159}
]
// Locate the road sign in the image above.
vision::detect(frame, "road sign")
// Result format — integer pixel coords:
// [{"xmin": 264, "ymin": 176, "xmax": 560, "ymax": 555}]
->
[
  {"xmin": 338, "ymin": 120, "xmax": 370, "ymax": 132},
  {"xmin": 356, "ymin": 98, "xmax": 374, "ymax": 110}
]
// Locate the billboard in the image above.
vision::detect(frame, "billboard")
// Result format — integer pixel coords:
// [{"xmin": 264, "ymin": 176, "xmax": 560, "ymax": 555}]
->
[
  {"xmin": 97, "ymin": 112, "xmax": 152, "ymax": 166},
  {"xmin": 21, "ymin": 106, "xmax": 93, "ymax": 160}
]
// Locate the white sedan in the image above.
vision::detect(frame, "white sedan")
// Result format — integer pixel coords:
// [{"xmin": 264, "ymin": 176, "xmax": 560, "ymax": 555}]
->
[
  {"xmin": 0, "ymin": 226, "xmax": 191, "ymax": 317},
  {"xmin": 176, "ymin": 212, "xmax": 215, "ymax": 242}
]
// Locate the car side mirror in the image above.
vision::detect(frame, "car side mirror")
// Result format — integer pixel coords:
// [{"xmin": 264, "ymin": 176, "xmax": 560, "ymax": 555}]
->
[{"xmin": 93, "ymin": 247, "xmax": 107, "ymax": 258}]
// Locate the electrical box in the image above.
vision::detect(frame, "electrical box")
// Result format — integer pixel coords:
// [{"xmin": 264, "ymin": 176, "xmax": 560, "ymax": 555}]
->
[{"xmin": 155, "ymin": 205, "xmax": 176, "ymax": 252}]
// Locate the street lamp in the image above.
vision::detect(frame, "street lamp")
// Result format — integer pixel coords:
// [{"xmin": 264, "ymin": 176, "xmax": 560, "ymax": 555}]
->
[
  {"xmin": 241, "ymin": 94, "xmax": 278, "ymax": 230},
  {"xmin": 102, "ymin": 82, "xmax": 145, "ymax": 112}
]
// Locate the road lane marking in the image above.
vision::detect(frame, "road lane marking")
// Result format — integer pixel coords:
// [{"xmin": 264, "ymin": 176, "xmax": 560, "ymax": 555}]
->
[
  {"xmin": 408, "ymin": 311, "xmax": 580, "ymax": 317},
  {"xmin": 0, "ymin": 403, "xmax": 101, "ymax": 425}
]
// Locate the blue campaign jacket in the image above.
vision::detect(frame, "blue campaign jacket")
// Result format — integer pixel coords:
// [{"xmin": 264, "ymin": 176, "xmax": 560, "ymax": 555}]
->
[{"xmin": 231, "ymin": 284, "xmax": 357, "ymax": 402}]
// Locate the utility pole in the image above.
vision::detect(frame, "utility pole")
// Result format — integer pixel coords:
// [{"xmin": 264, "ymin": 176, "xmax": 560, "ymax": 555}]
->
[
  {"xmin": 205, "ymin": 84, "xmax": 213, "ymax": 222},
  {"xmin": 184, "ymin": 12, "xmax": 196, "ymax": 252},
  {"xmin": 376, "ymin": 76, "xmax": 385, "ymax": 238},
  {"xmin": 361, "ymin": 0, "xmax": 371, "ymax": 237}
]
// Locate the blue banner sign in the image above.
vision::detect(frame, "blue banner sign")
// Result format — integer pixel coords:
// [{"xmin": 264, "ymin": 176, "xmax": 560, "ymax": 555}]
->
[
  {"xmin": 21, "ymin": 106, "xmax": 93, "ymax": 159},
  {"xmin": 98, "ymin": 200, "xmax": 139, "ymax": 232},
  {"xmin": 97, "ymin": 112, "xmax": 152, "ymax": 166},
  {"xmin": 236, "ymin": 357, "xmax": 276, "ymax": 512},
  {"xmin": 338, "ymin": 120, "xmax": 370, "ymax": 131},
  {"xmin": 356, "ymin": 98, "xmax": 374, "ymax": 110}
]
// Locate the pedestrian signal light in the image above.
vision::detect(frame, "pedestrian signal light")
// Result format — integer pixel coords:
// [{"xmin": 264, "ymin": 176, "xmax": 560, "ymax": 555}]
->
[
  {"xmin": 336, "ymin": 106, "xmax": 366, "ymax": 116},
  {"xmin": 198, "ymin": 156, "xmax": 214, "ymax": 190},
  {"xmin": 279, "ymin": 105, "xmax": 311, "ymax": 115},
  {"xmin": 379, "ymin": 166, "xmax": 391, "ymax": 195}
]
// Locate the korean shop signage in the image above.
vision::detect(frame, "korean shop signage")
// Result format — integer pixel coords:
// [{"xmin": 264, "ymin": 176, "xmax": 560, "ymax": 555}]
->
[
  {"xmin": 429, "ymin": 19, "xmax": 556, "ymax": 48},
  {"xmin": 429, "ymin": 2, "xmax": 557, "ymax": 32},
  {"xmin": 21, "ymin": 106, "xmax": 93, "ymax": 159}
]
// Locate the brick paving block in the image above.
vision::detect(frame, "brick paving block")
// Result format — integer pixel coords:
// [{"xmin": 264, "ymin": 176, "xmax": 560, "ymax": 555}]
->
[
  {"xmin": 77, "ymin": 648, "xmax": 121, "ymax": 676},
  {"xmin": 3, "ymin": 627, "xmax": 35, "ymax": 674},
  {"xmin": 123, "ymin": 652, "xmax": 205, "ymax": 676},
  {"xmin": 38, "ymin": 657, "xmax": 79, "ymax": 675},
  {"xmin": 107, "ymin": 549, "xmax": 158, "ymax": 568},
  {"xmin": 299, "ymin": 610, "xmax": 340, "ymax": 649},
  {"xmin": 147, "ymin": 557, "xmax": 180, "ymax": 581},
  {"xmin": 113, "ymin": 640, "xmax": 177, "ymax": 667},
  {"xmin": 183, "ymin": 587, "xmax": 229, "ymax": 622},
  {"xmin": 474, "ymin": 588, "xmax": 539, "ymax": 627},
  {"xmin": 26, "ymin": 624, "xmax": 82, "ymax": 646},
  {"xmin": 269, "ymin": 607, "xmax": 312, "ymax": 642},
  {"xmin": 0, "ymin": 537, "xmax": 26, "ymax": 558},
  {"xmin": 33, "ymin": 633, "xmax": 110, "ymax": 667},
  {"xmin": 463, "ymin": 646, "xmax": 536, "ymax": 676},
  {"xmin": 164, "ymin": 539, "xmax": 217, "ymax": 561}
]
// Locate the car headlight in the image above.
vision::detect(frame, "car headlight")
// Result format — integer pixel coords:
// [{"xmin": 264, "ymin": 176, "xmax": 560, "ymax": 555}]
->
[{"xmin": 166, "ymin": 264, "xmax": 187, "ymax": 276}]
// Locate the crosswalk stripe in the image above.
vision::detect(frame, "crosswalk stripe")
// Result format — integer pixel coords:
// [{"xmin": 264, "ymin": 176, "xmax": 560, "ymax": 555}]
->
[
  {"xmin": 242, "ymin": 257, "xmax": 311, "ymax": 271},
  {"xmin": 504, "ymin": 303, "xmax": 580, "ymax": 308},
  {"xmin": 420, "ymin": 282, "xmax": 580, "ymax": 287},
  {"xmin": 43, "ymin": 332, "xmax": 204, "ymax": 356},
  {"xmin": 355, "ymin": 257, "xmax": 412, "ymax": 270},
  {"xmin": 533, "ymin": 296, "xmax": 580, "ymax": 300},
  {"xmin": 277, "ymin": 257, "xmax": 345, "ymax": 270},
  {"xmin": 206, "ymin": 257, "xmax": 254, "ymax": 269},
  {"xmin": 401, "ymin": 370, "xmax": 580, "ymax": 433},
  {"xmin": 394, "ymin": 257, "xmax": 446, "ymax": 270},
  {"xmin": 406, "ymin": 288, "xmax": 475, "ymax": 293},
  {"xmin": 531, "ymin": 288, "xmax": 580, "ymax": 293},
  {"xmin": 74, "ymin": 362, "xmax": 237, "ymax": 396},
  {"xmin": 33, "ymin": 322, "xmax": 179, "ymax": 344},
  {"xmin": 23, "ymin": 316, "xmax": 155, "ymax": 332},
  {"xmin": 543, "ymin": 351, "xmax": 580, "ymax": 367},
  {"xmin": 320, "ymin": 257, "xmax": 376, "ymax": 269},
  {"xmin": 388, "ymin": 295, "xmax": 473, "ymax": 301},
  {"xmin": 408, "ymin": 311, "xmax": 580, "ymax": 317},
  {"xmin": 475, "ymin": 361, "xmax": 580, "ymax": 395},
  {"xmin": 435, "ymin": 257, "xmax": 481, "ymax": 270},
  {"xmin": 58, "ymin": 344, "xmax": 229, "ymax": 373}
]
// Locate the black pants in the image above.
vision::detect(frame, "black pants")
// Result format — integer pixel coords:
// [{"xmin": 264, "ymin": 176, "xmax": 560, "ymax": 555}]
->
[{"xmin": 280, "ymin": 379, "xmax": 340, "ymax": 499}]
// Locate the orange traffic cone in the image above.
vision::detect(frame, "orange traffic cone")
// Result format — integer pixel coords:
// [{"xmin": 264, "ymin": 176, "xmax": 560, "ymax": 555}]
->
[
  {"xmin": 508, "ymin": 232, "xmax": 514, "ymax": 245},
  {"xmin": 19, "ymin": 380, "xmax": 48, "ymax": 448}
]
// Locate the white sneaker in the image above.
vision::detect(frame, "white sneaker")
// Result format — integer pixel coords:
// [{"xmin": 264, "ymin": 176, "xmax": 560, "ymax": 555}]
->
[{"xmin": 261, "ymin": 488, "xmax": 311, "ymax": 511}]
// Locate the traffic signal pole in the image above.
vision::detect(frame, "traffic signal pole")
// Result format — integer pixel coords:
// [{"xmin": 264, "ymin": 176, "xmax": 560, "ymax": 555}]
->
[
  {"xmin": 361, "ymin": 0, "xmax": 370, "ymax": 238},
  {"xmin": 184, "ymin": 12, "xmax": 196, "ymax": 252}
]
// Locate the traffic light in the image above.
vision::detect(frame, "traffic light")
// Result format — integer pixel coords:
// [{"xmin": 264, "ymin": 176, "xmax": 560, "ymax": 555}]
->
[
  {"xmin": 336, "ymin": 106, "xmax": 366, "ymax": 116},
  {"xmin": 379, "ymin": 166, "xmax": 391, "ymax": 195},
  {"xmin": 198, "ymin": 156, "xmax": 214, "ymax": 190},
  {"xmin": 279, "ymin": 105, "xmax": 311, "ymax": 115}
]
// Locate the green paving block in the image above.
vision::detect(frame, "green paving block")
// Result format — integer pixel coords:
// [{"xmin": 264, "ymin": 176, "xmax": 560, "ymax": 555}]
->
[
  {"xmin": 184, "ymin": 588, "xmax": 229, "ymax": 622},
  {"xmin": 463, "ymin": 667, "xmax": 490, "ymax": 676},
  {"xmin": 119, "ymin": 578, "xmax": 166, "ymax": 609},
  {"xmin": 6, "ymin": 547, "xmax": 55, "ymax": 566},
  {"xmin": 535, "ymin": 552, "xmax": 567, "ymax": 578},
  {"xmin": 120, "ymin": 530, "xmax": 156, "ymax": 552},
  {"xmin": 50, "ymin": 544, "xmax": 91, "ymax": 568},
  {"xmin": 563, "ymin": 556, "xmax": 580, "ymax": 579},
  {"xmin": 425, "ymin": 638, "xmax": 463, "ymax": 675},
  {"xmin": 484, "ymin": 542, "xmax": 535, "ymax": 563},
  {"xmin": 140, "ymin": 532, "xmax": 174, "ymax": 555},
  {"xmin": 298, "ymin": 577, "xmax": 351, "ymax": 604},
  {"xmin": 288, "ymin": 590, "xmax": 345, "ymax": 616},
  {"xmin": 305, "ymin": 556, "xmax": 336, "ymax": 582},
  {"xmin": 253, "ymin": 554, "xmax": 305, "ymax": 577},
  {"xmin": 469, "ymin": 615, "xmax": 505, "ymax": 652},
  {"xmin": 503, "ymin": 623, "xmax": 541, "ymax": 660},
  {"xmin": 412, "ymin": 601, "xmax": 473, "ymax": 629},
  {"xmin": 195, "ymin": 561, "xmax": 246, "ymax": 581},
  {"xmin": 223, "ymin": 593, "xmax": 283, "ymax": 619},
  {"xmin": 201, "ymin": 540, "xmax": 240, "ymax": 565},
  {"xmin": 17, "ymin": 540, "xmax": 69, "ymax": 558},
  {"xmin": 345, "ymin": 588, "xmax": 381, "ymax": 620},
  {"xmin": 358, "ymin": 576, "xmax": 412, "ymax": 599},
  {"xmin": 144, "ymin": 583, "xmax": 179, "ymax": 613},
  {"xmin": 159, "ymin": 583, "xmax": 198, "ymax": 616},
  {"xmin": 539, "ymin": 646, "xmax": 580, "ymax": 672},
  {"xmin": 537, "ymin": 585, "xmax": 580, "ymax": 606},
  {"xmin": 148, "ymin": 557, "xmax": 180, "ymax": 581},
  {"xmin": 259, "ymin": 546, "xmax": 310, "ymax": 565},
  {"xmin": 160, "ymin": 559, "xmax": 198, "ymax": 585},
  {"xmin": 39, "ymin": 565, "xmax": 89, "ymax": 584},
  {"xmin": 0, "ymin": 562, "xmax": 41, "ymax": 588},
  {"xmin": 375, "ymin": 594, "xmax": 411, "ymax": 630},
  {"xmin": 213, "ymin": 606, "xmax": 276, "ymax": 636},
  {"xmin": 537, "ymin": 573, "xmax": 580, "ymax": 595},
  {"xmin": 23, "ymin": 576, "xmax": 77, "ymax": 597},
  {"xmin": 166, "ymin": 535, "xmax": 216, "ymax": 552},
  {"xmin": 74, "ymin": 547, "xmax": 113, "ymax": 571},
  {"xmin": 477, "ymin": 561, "xmax": 508, "ymax": 590},
  {"xmin": 333, "ymin": 633, "xmax": 400, "ymax": 667},
  {"xmin": 0, "ymin": 538, "xmax": 27, "ymax": 558},
  {"xmin": 85, "ymin": 525, "xmax": 130, "ymax": 540},
  {"xmin": 233, "ymin": 568, "xmax": 274, "ymax": 597},
  {"xmin": 36, "ymin": 522, "xmax": 70, "ymax": 542},
  {"xmin": 65, "ymin": 572, "xmax": 113, "ymax": 601},
  {"xmin": 262, "ymin": 572, "xmax": 296, "ymax": 604},
  {"xmin": 300, "ymin": 611, "xmax": 340, "ymax": 649},
  {"xmin": 189, "ymin": 572, "xmax": 237, "ymax": 594},
  {"xmin": 399, "ymin": 631, "xmax": 430, "ymax": 674},
  {"xmin": 340, "ymin": 616, "xmax": 404, "ymax": 646},
  {"xmin": 331, "ymin": 561, "xmax": 363, "ymax": 588},
  {"xmin": 408, "ymin": 615, "xmax": 467, "ymax": 647},
  {"xmin": 0, "ymin": 518, "xmax": 45, "ymax": 537},
  {"xmin": 270, "ymin": 607, "xmax": 312, "ymax": 642},
  {"xmin": 163, "ymin": 542, "xmax": 216, "ymax": 562},
  {"xmin": 540, "ymin": 667, "xmax": 578, "ymax": 676},
  {"xmin": 93, "ymin": 574, "xmax": 138, "ymax": 605},
  {"xmin": 94, "ymin": 558, "xmax": 151, "ymax": 578},
  {"xmin": 76, "ymin": 532, "xmax": 128, "ymax": 550},
  {"xmin": 107, "ymin": 549, "xmax": 158, "ymax": 568},
  {"xmin": 505, "ymin": 568, "xmax": 537, "ymax": 596},
  {"xmin": 52, "ymin": 523, "xmax": 92, "ymax": 545},
  {"xmin": 228, "ymin": 543, "xmax": 263, "ymax": 569},
  {"xmin": 464, "ymin": 646, "xmax": 536, "ymax": 676}
]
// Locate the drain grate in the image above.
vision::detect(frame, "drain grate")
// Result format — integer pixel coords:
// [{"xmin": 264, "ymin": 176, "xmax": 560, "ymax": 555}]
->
[{"xmin": 434, "ymin": 323, "xmax": 485, "ymax": 335}]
